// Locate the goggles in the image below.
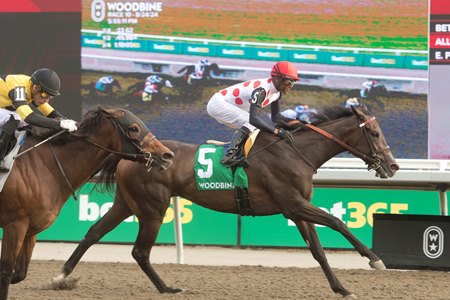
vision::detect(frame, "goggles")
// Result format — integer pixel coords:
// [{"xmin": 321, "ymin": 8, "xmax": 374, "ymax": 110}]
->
[
  {"xmin": 282, "ymin": 78, "xmax": 295, "ymax": 86},
  {"xmin": 39, "ymin": 88, "xmax": 53, "ymax": 99}
]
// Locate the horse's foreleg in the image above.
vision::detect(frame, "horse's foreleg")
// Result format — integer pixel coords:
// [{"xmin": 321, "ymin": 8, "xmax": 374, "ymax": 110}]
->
[
  {"xmin": 132, "ymin": 218, "xmax": 183, "ymax": 294},
  {"xmin": 0, "ymin": 221, "xmax": 28, "ymax": 300},
  {"xmin": 287, "ymin": 201, "xmax": 385, "ymax": 269},
  {"xmin": 11, "ymin": 235, "xmax": 37, "ymax": 284},
  {"xmin": 295, "ymin": 220, "xmax": 354, "ymax": 298},
  {"xmin": 54, "ymin": 202, "xmax": 132, "ymax": 281}
]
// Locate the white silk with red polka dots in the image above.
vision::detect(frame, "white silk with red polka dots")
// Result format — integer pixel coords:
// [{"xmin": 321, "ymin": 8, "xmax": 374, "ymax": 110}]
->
[
  {"xmin": 219, "ymin": 78, "xmax": 280, "ymax": 111},
  {"xmin": 207, "ymin": 78, "xmax": 281, "ymax": 131}
]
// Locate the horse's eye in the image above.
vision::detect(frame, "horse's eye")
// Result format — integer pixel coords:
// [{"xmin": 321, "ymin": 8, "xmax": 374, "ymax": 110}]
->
[
  {"xmin": 128, "ymin": 124, "xmax": 140, "ymax": 138},
  {"xmin": 371, "ymin": 131, "xmax": 380, "ymax": 138}
]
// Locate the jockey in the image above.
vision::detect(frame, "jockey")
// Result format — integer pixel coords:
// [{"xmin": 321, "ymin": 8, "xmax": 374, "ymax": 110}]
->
[
  {"xmin": 95, "ymin": 75, "xmax": 121, "ymax": 94},
  {"xmin": 142, "ymin": 75, "xmax": 173, "ymax": 102},
  {"xmin": 146, "ymin": 74, "xmax": 162, "ymax": 84},
  {"xmin": 188, "ymin": 59, "xmax": 210, "ymax": 84},
  {"xmin": 0, "ymin": 68, "xmax": 78, "ymax": 171},
  {"xmin": 207, "ymin": 61, "xmax": 302, "ymax": 167},
  {"xmin": 344, "ymin": 97, "xmax": 361, "ymax": 108},
  {"xmin": 360, "ymin": 79, "xmax": 377, "ymax": 98},
  {"xmin": 142, "ymin": 82, "xmax": 158, "ymax": 102}
]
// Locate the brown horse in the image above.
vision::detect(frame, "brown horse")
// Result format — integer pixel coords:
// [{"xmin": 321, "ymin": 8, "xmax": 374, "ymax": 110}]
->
[
  {"xmin": 0, "ymin": 107, "xmax": 174, "ymax": 299},
  {"xmin": 55, "ymin": 106, "xmax": 399, "ymax": 298}
]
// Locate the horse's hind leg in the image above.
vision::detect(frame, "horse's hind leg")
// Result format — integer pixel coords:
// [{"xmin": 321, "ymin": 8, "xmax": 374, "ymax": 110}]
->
[
  {"xmin": 54, "ymin": 200, "xmax": 133, "ymax": 280},
  {"xmin": 132, "ymin": 218, "xmax": 183, "ymax": 294},
  {"xmin": 11, "ymin": 235, "xmax": 37, "ymax": 284},
  {"xmin": 295, "ymin": 220, "xmax": 354, "ymax": 298}
]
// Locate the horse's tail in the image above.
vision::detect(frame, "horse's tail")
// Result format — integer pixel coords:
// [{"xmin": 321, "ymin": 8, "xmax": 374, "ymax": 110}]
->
[
  {"xmin": 210, "ymin": 63, "xmax": 221, "ymax": 75},
  {"xmin": 93, "ymin": 154, "xmax": 121, "ymax": 194}
]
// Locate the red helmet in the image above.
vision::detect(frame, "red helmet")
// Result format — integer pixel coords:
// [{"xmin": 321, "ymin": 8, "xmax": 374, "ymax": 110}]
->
[{"xmin": 270, "ymin": 61, "xmax": 299, "ymax": 81}]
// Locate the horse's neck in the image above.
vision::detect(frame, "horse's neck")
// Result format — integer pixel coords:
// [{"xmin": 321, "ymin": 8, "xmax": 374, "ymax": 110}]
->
[
  {"xmin": 295, "ymin": 117, "xmax": 360, "ymax": 168},
  {"xmin": 51, "ymin": 139, "xmax": 111, "ymax": 186}
]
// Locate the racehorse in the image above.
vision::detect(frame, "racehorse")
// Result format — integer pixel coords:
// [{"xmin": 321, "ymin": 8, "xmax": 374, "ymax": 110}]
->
[
  {"xmin": 82, "ymin": 78, "xmax": 122, "ymax": 99},
  {"xmin": 54, "ymin": 106, "xmax": 399, "ymax": 298},
  {"xmin": 177, "ymin": 62, "xmax": 222, "ymax": 84},
  {"xmin": 0, "ymin": 107, "xmax": 174, "ymax": 299}
]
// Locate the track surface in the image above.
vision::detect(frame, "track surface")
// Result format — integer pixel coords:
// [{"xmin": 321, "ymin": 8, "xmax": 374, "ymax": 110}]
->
[{"xmin": 8, "ymin": 243, "xmax": 450, "ymax": 300}]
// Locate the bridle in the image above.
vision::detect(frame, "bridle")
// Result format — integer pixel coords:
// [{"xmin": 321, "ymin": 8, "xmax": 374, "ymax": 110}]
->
[
  {"xmin": 83, "ymin": 116, "xmax": 156, "ymax": 171},
  {"xmin": 247, "ymin": 112, "xmax": 388, "ymax": 173},
  {"xmin": 81, "ymin": 111, "xmax": 159, "ymax": 171},
  {"xmin": 305, "ymin": 114, "xmax": 388, "ymax": 172}
]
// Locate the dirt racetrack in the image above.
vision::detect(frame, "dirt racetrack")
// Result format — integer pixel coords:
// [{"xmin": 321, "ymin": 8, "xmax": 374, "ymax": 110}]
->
[{"xmin": 9, "ymin": 260, "xmax": 450, "ymax": 300}]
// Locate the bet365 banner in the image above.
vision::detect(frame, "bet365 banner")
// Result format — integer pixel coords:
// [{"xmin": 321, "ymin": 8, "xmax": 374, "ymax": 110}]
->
[{"xmin": 27, "ymin": 183, "xmax": 447, "ymax": 249}]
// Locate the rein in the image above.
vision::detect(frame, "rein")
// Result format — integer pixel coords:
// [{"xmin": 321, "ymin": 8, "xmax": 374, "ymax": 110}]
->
[
  {"xmin": 305, "ymin": 115, "xmax": 385, "ymax": 171},
  {"xmin": 50, "ymin": 143, "xmax": 78, "ymax": 201},
  {"xmin": 246, "ymin": 126, "xmax": 318, "ymax": 172},
  {"xmin": 305, "ymin": 124, "xmax": 376, "ymax": 163},
  {"xmin": 246, "ymin": 112, "xmax": 383, "ymax": 172}
]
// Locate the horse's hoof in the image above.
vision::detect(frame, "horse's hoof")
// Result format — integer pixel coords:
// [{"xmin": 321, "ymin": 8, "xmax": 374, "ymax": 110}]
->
[
  {"xmin": 369, "ymin": 259, "xmax": 386, "ymax": 270},
  {"xmin": 168, "ymin": 287, "xmax": 185, "ymax": 294},
  {"xmin": 344, "ymin": 293, "xmax": 357, "ymax": 298}
]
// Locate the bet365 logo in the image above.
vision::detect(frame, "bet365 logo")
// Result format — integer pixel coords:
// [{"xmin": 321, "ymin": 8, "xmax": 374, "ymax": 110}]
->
[{"xmin": 423, "ymin": 226, "xmax": 444, "ymax": 259}]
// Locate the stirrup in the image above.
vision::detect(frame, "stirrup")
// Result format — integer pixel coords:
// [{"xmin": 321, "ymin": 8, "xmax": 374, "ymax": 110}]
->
[
  {"xmin": 221, "ymin": 150, "xmax": 237, "ymax": 164},
  {"xmin": 227, "ymin": 157, "xmax": 249, "ymax": 168},
  {"xmin": 222, "ymin": 156, "xmax": 249, "ymax": 168}
]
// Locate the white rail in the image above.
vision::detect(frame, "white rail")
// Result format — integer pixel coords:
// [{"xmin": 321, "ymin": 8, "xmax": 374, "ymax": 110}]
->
[
  {"xmin": 314, "ymin": 158, "xmax": 450, "ymax": 216},
  {"xmin": 82, "ymin": 29, "xmax": 427, "ymax": 56}
]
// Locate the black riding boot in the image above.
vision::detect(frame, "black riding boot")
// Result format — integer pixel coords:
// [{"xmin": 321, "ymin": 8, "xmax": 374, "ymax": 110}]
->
[
  {"xmin": 0, "ymin": 116, "xmax": 20, "ymax": 172},
  {"xmin": 221, "ymin": 127, "xmax": 250, "ymax": 167}
]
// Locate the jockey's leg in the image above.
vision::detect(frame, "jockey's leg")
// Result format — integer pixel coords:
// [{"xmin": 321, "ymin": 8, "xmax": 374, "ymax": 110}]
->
[
  {"xmin": 0, "ymin": 115, "xmax": 19, "ymax": 172},
  {"xmin": 221, "ymin": 126, "xmax": 250, "ymax": 167}
]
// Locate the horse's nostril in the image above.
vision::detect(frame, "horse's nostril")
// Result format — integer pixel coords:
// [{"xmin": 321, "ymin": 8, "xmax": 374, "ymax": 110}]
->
[
  {"xmin": 163, "ymin": 152, "xmax": 173, "ymax": 161},
  {"xmin": 391, "ymin": 163, "xmax": 400, "ymax": 172}
]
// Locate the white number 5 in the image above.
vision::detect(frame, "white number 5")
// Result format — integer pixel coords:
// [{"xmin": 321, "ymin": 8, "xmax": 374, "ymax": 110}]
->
[{"xmin": 197, "ymin": 148, "xmax": 216, "ymax": 178}]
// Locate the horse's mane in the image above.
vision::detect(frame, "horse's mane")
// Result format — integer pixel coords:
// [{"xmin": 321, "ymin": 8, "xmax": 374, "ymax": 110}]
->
[
  {"xmin": 309, "ymin": 105, "xmax": 354, "ymax": 125},
  {"xmin": 93, "ymin": 154, "xmax": 121, "ymax": 193},
  {"xmin": 27, "ymin": 106, "xmax": 112, "ymax": 144}
]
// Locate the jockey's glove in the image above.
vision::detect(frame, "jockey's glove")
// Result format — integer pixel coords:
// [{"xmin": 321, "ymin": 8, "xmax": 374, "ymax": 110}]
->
[
  {"xmin": 60, "ymin": 119, "xmax": 78, "ymax": 132},
  {"xmin": 276, "ymin": 128, "xmax": 294, "ymax": 145}
]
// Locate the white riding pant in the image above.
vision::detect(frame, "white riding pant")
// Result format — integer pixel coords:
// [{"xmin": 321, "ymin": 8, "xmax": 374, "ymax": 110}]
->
[
  {"xmin": 207, "ymin": 93, "xmax": 256, "ymax": 132},
  {"xmin": 0, "ymin": 108, "xmax": 27, "ymax": 129}
]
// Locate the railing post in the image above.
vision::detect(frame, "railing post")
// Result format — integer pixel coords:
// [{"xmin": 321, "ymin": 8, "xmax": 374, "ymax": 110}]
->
[
  {"xmin": 436, "ymin": 184, "xmax": 449, "ymax": 216},
  {"xmin": 172, "ymin": 196, "xmax": 184, "ymax": 264}
]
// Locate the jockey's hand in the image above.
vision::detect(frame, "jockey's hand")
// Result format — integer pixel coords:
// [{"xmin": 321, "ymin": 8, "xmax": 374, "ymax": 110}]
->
[
  {"xmin": 276, "ymin": 128, "xmax": 294, "ymax": 145},
  {"xmin": 60, "ymin": 119, "xmax": 78, "ymax": 132}
]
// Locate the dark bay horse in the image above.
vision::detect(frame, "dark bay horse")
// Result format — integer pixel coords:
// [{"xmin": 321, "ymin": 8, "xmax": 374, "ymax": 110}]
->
[
  {"xmin": 0, "ymin": 107, "xmax": 174, "ymax": 299},
  {"xmin": 55, "ymin": 106, "xmax": 399, "ymax": 298}
]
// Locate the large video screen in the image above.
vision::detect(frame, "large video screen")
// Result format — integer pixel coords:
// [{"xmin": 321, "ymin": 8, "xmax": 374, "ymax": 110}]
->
[{"xmin": 81, "ymin": 0, "xmax": 429, "ymax": 159}]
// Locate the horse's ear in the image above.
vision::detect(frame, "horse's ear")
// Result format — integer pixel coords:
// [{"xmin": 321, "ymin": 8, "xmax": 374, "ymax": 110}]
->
[
  {"xmin": 101, "ymin": 107, "xmax": 124, "ymax": 118},
  {"xmin": 350, "ymin": 105, "xmax": 364, "ymax": 121}
]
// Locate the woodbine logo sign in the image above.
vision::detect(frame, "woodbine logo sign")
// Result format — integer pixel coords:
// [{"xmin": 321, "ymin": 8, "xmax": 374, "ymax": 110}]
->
[
  {"xmin": 423, "ymin": 226, "xmax": 444, "ymax": 259},
  {"xmin": 91, "ymin": 0, "xmax": 163, "ymax": 23}
]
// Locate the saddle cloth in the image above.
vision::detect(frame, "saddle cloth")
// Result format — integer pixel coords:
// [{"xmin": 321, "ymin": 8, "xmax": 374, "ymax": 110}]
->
[
  {"xmin": 0, "ymin": 131, "xmax": 26, "ymax": 191},
  {"xmin": 194, "ymin": 144, "xmax": 248, "ymax": 191}
]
